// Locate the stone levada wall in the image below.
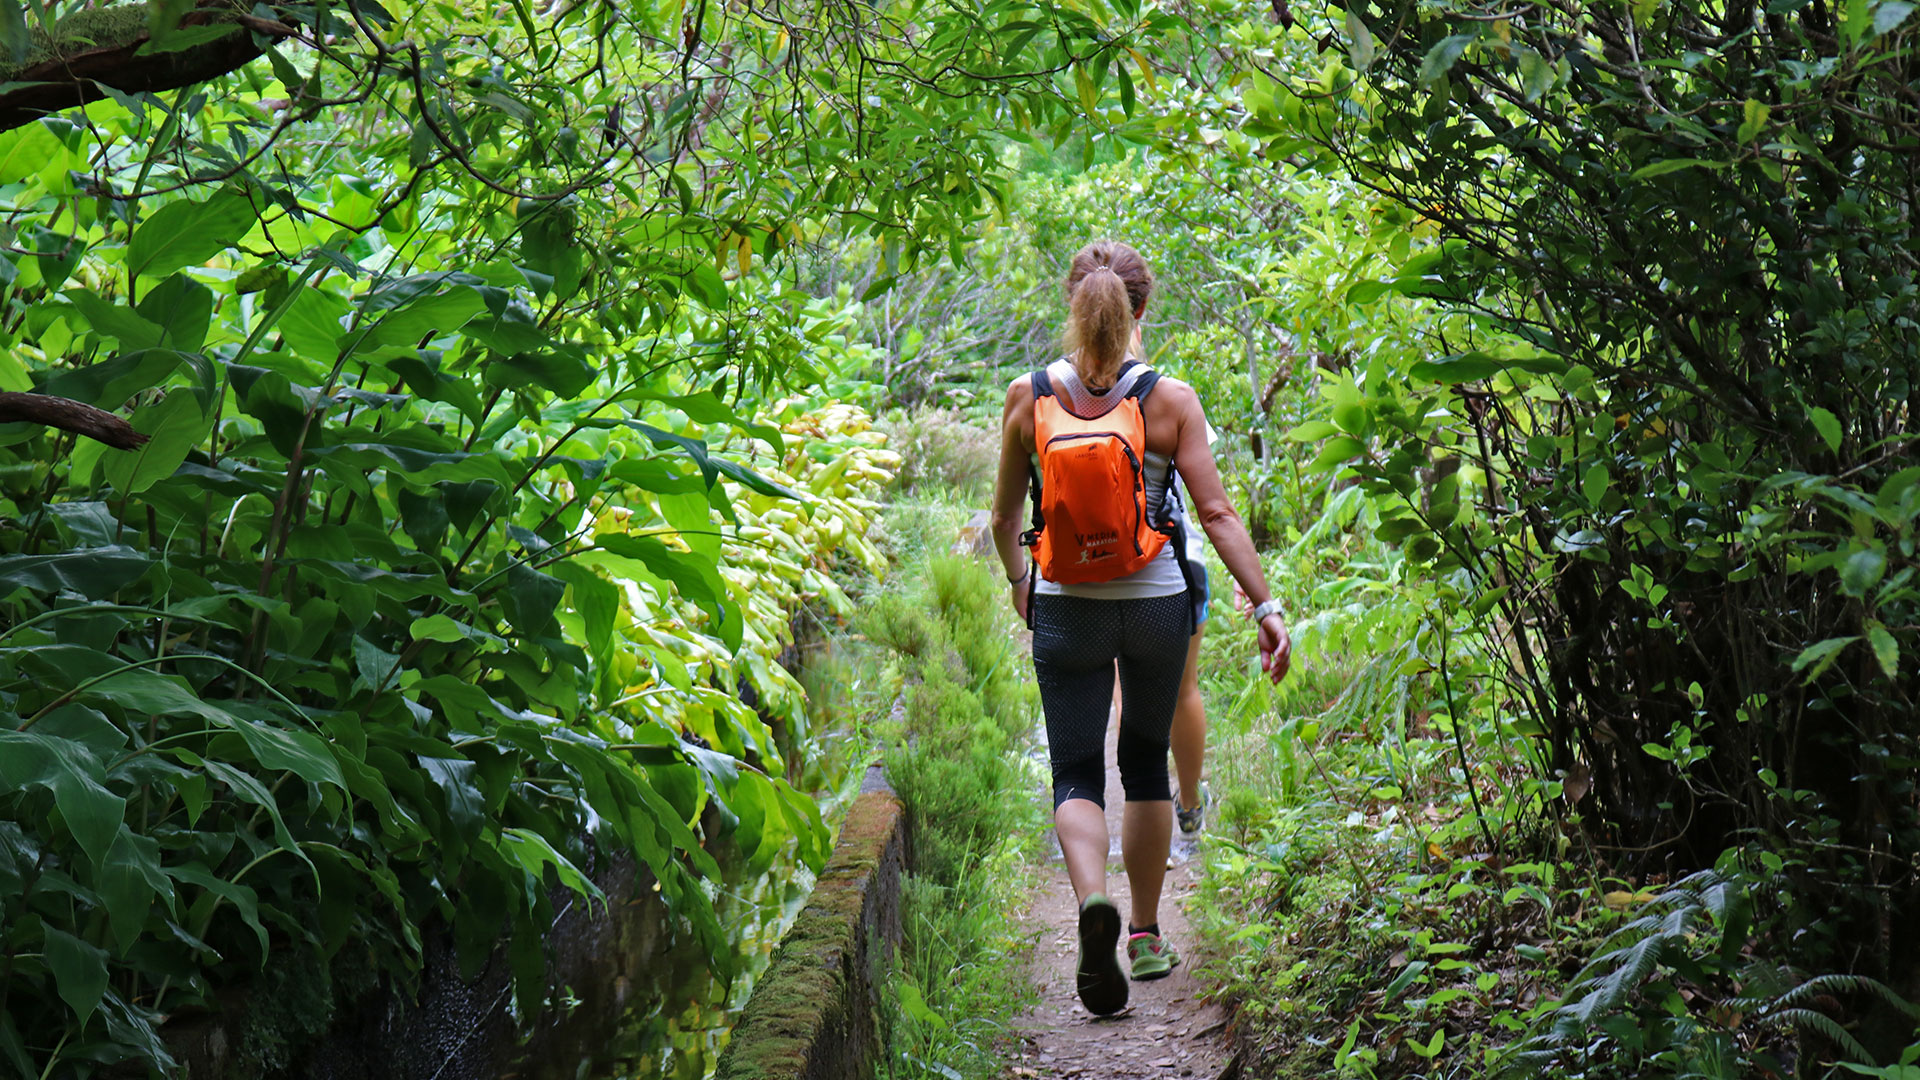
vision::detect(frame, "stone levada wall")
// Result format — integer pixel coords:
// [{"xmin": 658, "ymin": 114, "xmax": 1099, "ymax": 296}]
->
[{"xmin": 713, "ymin": 782, "xmax": 912, "ymax": 1080}]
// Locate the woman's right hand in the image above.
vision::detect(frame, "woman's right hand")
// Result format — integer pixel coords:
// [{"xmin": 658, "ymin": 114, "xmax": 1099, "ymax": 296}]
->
[
  {"xmin": 1010, "ymin": 572, "xmax": 1032, "ymax": 623},
  {"xmin": 1258, "ymin": 614, "xmax": 1292, "ymax": 684}
]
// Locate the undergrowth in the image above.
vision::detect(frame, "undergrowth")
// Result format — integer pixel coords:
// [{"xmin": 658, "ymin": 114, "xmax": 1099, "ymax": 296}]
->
[
  {"xmin": 859, "ymin": 501, "xmax": 1045, "ymax": 1079},
  {"xmin": 1190, "ymin": 483, "xmax": 1920, "ymax": 1079}
]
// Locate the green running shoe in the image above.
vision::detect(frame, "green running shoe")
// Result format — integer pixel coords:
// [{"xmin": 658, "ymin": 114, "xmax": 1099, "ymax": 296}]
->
[
  {"xmin": 1076, "ymin": 894, "xmax": 1128, "ymax": 1015},
  {"xmin": 1177, "ymin": 781, "xmax": 1208, "ymax": 834},
  {"xmin": 1128, "ymin": 932, "xmax": 1180, "ymax": 981}
]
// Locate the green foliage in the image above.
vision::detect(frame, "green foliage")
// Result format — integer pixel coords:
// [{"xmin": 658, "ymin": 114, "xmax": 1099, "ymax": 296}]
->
[
  {"xmin": 0, "ymin": 0, "xmax": 1214, "ymax": 1066},
  {"xmin": 1191, "ymin": 501, "xmax": 1919, "ymax": 1079},
  {"xmin": 1502, "ymin": 866, "xmax": 1920, "ymax": 1079},
  {"xmin": 853, "ymin": 531, "xmax": 1042, "ymax": 1080},
  {"xmin": 883, "ymin": 841, "xmax": 1037, "ymax": 1080},
  {"xmin": 1136, "ymin": 0, "xmax": 1920, "ymax": 1008},
  {"xmin": 0, "ymin": 21, "xmax": 943, "ymax": 1066},
  {"xmin": 871, "ymin": 555, "xmax": 1037, "ymax": 886},
  {"xmin": 879, "ymin": 407, "xmax": 1001, "ymax": 503},
  {"xmin": 0, "ymin": 370, "xmax": 891, "ymax": 1075}
]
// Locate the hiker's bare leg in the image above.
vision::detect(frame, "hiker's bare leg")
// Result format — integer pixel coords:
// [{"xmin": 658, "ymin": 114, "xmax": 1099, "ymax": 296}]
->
[
  {"xmin": 1056, "ymin": 798, "xmax": 1109, "ymax": 902},
  {"xmin": 1121, "ymin": 799, "xmax": 1172, "ymax": 928},
  {"xmin": 1171, "ymin": 626, "xmax": 1206, "ymax": 810}
]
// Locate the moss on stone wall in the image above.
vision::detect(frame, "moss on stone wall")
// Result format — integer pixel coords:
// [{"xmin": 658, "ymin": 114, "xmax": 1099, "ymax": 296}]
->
[
  {"xmin": 714, "ymin": 791, "xmax": 907, "ymax": 1080},
  {"xmin": 0, "ymin": 2, "xmax": 248, "ymax": 81}
]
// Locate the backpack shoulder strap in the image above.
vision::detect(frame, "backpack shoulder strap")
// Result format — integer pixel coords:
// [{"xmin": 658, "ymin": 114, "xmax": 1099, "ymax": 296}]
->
[
  {"xmin": 1124, "ymin": 369, "xmax": 1162, "ymax": 402},
  {"xmin": 1023, "ymin": 370, "xmax": 1049, "ymax": 550},
  {"xmin": 1158, "ymin": 460, "xmax": 1201, "ymax": 633}
]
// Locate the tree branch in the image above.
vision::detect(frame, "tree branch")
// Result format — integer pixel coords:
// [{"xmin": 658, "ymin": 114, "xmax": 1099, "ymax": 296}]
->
[{"xmin": 0, "ymin": 393, "xmax": 148, "ymax": 450}]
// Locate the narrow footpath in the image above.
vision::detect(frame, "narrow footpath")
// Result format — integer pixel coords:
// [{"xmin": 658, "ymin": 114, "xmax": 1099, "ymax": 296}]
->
[{"xmin": 1007, "ymin": 710, "xmax": 1236, "ymax": 1079}]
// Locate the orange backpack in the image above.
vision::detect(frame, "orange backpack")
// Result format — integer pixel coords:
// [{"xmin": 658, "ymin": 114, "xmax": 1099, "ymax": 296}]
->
[{"xmin": 1020, "ymin": 365, "xmax": 1175, "ymax": 584}]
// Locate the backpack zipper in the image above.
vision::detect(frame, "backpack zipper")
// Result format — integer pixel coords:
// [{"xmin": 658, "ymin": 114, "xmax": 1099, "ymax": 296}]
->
[{"xmin": 1120, "ymin": 442, "xmax": 1145, "ymax": 555}]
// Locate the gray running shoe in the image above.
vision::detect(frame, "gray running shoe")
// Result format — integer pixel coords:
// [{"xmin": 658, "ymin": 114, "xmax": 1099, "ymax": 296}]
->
[{"xmin": 1176, "ymin": 781, "xmax": 1208, "ymax": 834}]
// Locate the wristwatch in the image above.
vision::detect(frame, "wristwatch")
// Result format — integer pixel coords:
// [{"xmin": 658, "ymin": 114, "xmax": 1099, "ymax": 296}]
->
[{"xmin": 1251, "ymin": 599, "xmax": 1285, "ymax": 624}]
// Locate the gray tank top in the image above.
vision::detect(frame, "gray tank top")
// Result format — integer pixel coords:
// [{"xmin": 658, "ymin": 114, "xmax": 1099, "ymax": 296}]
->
[{"xmin": 1030, "ymin": 358, "xmax": 1188, "ymax": 600}]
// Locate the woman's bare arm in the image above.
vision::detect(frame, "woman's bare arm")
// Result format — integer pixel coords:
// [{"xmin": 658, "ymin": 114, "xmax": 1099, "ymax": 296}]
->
[
  {"xmin": 990, "ymin": 376, "xmax": 1036, "ymax": 617},
  {"xmin": 1164, "ymin": 380, "xmax": 1294, "ymax": 682}
]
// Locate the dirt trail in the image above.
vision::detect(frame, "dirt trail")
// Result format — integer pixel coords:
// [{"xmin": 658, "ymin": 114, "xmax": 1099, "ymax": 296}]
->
[{"xmin": 1007, "ymin": 710, "xmax": 1235, "ymax": 1079}]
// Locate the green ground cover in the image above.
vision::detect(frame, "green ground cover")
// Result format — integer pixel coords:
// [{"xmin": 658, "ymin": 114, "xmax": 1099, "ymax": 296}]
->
[
  {"xmin": 807, "ymin": 495, "xmax": 1046, "ymax": 1080},
  {"xmin": 1185, "ymin": 486, "xmax": 1920, "ymax": 1078}
]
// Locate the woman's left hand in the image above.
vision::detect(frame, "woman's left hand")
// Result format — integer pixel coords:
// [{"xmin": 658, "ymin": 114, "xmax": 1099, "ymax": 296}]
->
[
  {"xmin": 1258, "ymin": 614, "xmax": 1292, "ymax": 684},
  {"xmin": 1010, "ymin": 573, "xmax": 1032, "ymax": 623}
]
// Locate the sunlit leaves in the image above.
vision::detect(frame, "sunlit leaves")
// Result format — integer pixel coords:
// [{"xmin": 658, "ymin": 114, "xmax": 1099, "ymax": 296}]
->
[
  {"xmin": 125, "ymin": 192, "xmax": 258, "ymax": 280},
  {"xmin": 0, "ymin": 123, "xmax": 62, "ymax": 184}
]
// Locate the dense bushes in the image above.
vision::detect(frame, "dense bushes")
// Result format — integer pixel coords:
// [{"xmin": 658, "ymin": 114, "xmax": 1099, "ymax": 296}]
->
[
  {"xmin": 1096, "ymin": 0, "xmax": 1920, "ymax": 1064},
  {"xmin": 0, "ymin": 75, "xmax": 902, "ymax": 1075},
  {"xmin": 867, "ymin": 553, "xmax": 1037, "ymax": 891},
  {"xmin": 1252, "ymin": 0, "xmax": 1920, "ymax": 977}
]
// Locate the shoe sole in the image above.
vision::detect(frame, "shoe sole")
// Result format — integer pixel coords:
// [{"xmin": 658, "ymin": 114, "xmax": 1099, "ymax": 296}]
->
[{"xmin": 1076, "ymin": 898, "xmax": 1128, "ymax": 1015}]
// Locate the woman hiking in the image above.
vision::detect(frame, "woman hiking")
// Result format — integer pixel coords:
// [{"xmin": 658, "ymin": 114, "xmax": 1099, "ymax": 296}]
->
[{"xmin": 990, "ymin": 240, "xmax": 1293, "ymax": 1015}]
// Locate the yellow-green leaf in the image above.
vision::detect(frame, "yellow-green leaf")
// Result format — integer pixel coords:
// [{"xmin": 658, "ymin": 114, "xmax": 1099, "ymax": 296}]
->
[
  {"xmin": 1808, "ymin": 405, "xmax": 1841, "ymax": 452},
  {"xmin": 1737, "ymin": 98, "xmax": 1772, "ymax": 144},
  {"xmin": 1867, "ymin": 622, "xmax": 1899, "ymax": 679},
  {"xmin": 127, "ymin": 192, "xmax": 258, "ymax": 279},
  {"xmin": 410, "ymin": 614, "xmax": 468, "ymax": 643}
]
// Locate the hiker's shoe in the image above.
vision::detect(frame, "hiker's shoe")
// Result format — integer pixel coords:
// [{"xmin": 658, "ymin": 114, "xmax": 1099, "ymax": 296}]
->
[
  {"xmin": 1128, "ymin": 932, "xmax": 1180, "ymax": 981},
  {"xmin": 1076, "ymin": 894, "xmax": 1128, "ymax": 1014},
  {"xmin": 1176, "ymin": 781, "xmax": 1208, "ymax": 834}
]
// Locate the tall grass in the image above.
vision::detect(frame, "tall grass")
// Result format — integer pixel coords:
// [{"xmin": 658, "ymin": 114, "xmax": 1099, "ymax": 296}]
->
[{"xmin": 853, "ymin": 501, "xmax": 1046, "ymax": 1080}]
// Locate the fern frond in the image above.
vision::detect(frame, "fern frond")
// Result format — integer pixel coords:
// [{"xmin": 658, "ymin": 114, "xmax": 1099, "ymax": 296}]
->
[
  {"xmin": 1569, "ymin": 914, "xmax": 1684, "ymax": 987},
  {"xmin": 1671, "ymin": 868, "xmax": 1726, "ymax": 894},
  {"xmin": 1494, "ymin": 1044, "xmax": 1563, "ymax": 1079},
  {"xmin": 1596, "ymin": 935, "xmax": 1666, "ymax": 1010},
  {"xmin": 1770, "ymin": 973, "xmax": 1920, "ymax": 1020},
  {"xmin": 1761, "ymin": 1007, "xmax": 1873, "ymax": 1062},
  {"xmin": 1654, "ymin": 904, "xmax": 1696, "ymax": 937}
]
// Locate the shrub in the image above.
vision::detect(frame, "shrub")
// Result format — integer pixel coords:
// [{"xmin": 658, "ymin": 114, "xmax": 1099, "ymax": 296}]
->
[{"xmin": 880, "ymin": 408, "xmax": 1001, "ymax": 503}]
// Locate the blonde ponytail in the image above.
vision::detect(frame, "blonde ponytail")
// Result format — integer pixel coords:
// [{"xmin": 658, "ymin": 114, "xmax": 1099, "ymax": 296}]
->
[
  {"xmin": 1062, "ymin": 242, "xmax": 1154, "ymax": 388},
  {"xmin": 1066, "ymin": 268, "xmax": 1134, "ymax": 387}
]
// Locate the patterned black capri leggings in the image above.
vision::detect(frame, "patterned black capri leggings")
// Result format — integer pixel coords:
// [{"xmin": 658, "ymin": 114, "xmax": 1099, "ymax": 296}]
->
[{"xmin": 1030, "ymin": 591, "xmax": 1191, "ymax": 809}]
